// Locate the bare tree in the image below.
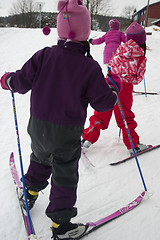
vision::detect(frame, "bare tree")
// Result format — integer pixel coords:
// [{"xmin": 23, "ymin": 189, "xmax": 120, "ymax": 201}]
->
[
  {"xmin": 10, "ymin": 0, "xmax": 36, "ymax": 15},
  {"xmin": 83, "ymin": 0, "xmax": 111, "ymax": 15},
  {"xmin": 10, "ymin": 0, "xmax": 37, "ymax": 27},
  {"xmin": 83, "ymin": 0, "xmax": 112, "ymax": 29},
  {"xmin": 121, "ymin": 5, "xmax": 136, "ymax": 20}
]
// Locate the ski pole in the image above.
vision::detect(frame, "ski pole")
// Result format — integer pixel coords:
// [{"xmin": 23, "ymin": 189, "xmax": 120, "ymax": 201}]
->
[
  {"xmin": 117, "ymin": 98, "xmax": 147, "ymax": 192},
  {"xmin": 107, "ymin": 75, "xmax": 148, "ymax": 193},
  {"xmin": 11, "ymin": 92, "xmax": 36, "ymax": 237},
  {"xmin": 143, "ymin": 75, "xmax": 147, "ymax": 98}
]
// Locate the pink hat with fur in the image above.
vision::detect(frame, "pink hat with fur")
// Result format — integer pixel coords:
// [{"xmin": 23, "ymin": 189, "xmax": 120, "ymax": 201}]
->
[
  {"xmin": 109, "ymin": 19, "xmax": 120, "ymax": 30},
  {"xmin": 43, "ymin": 0, "xmax": 91, "ymax": 41}
]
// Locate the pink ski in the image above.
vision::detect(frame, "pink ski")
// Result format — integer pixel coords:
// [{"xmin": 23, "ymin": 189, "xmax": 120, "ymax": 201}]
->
[
  {"xmin": 76, "ymin": 191, "xmax": 145, "ymax": 239},
  {"xmin": 9, "ymin": 152, "xmax": 22, "ymax": 188},
  {"xmin": 87, "ymin": 191, "xmax": 145, "ymax": 227},
  {"xmin": 9, "ymin": 152, "xmax": 37, "ymax": 240}
]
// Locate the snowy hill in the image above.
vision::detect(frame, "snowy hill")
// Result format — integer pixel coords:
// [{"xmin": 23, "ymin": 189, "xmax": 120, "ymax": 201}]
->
[{"xmin": 0, "ymin": 26, "xmax": 160, "ymax": 239}]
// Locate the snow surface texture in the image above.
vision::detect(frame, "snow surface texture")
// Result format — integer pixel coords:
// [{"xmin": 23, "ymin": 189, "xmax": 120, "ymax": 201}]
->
[{"xmin": 0, "ymin": 26, "xmax": 160, "ymax": 239}]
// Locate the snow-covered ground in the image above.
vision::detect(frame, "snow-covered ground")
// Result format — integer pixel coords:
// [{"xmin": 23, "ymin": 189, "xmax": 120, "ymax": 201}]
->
[{"xmin": 0, "ymin": 26, "xmax": 160, "ymax": 239}]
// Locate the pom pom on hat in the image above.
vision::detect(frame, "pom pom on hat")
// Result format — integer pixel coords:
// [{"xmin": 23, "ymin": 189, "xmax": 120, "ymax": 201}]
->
[
  {"xmin": 126, "ymin": 22, "xmax": 146, "ymax": 45},
  {"xmin": 43, "ymin": 26, "xmax": 51, "ymax": 35}
]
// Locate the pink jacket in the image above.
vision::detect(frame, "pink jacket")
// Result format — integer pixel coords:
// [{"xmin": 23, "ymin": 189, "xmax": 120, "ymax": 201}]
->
[
  {"xmin": 92, "ymin": 30, "xmax": 126, "ymax": 64},
  {"xmin": 109, "ymin": 39, "xmax": 147, "ymax": 85}
]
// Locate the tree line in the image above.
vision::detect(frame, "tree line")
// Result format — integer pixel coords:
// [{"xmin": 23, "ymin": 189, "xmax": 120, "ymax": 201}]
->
[
  {"xmin": 0, "ymin": 0, "xmax": 133, "ymax": 31},
  {"xmin": 0, "ymin": 12, "xmax": 131, "ymax": 32}
]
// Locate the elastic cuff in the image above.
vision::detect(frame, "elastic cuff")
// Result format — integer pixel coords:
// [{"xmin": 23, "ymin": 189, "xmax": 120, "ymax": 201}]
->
[
  {"xmin": 5, "ymin": 74, "xmax": 13, "ymax": 91},
  {"xmin": 46, "ymin": 207, "xmax": 77, "ymax": 224},
  {"xmin": 24, "ymin": 175, "xmax": 49, "ymax": 192}
]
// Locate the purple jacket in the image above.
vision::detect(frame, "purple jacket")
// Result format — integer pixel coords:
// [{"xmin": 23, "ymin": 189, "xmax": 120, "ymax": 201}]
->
[
  {"xmin": 92, "ymin": 30, "xmax": 126, "ymax": 64},
  {"xmin": 9, "ymin": 40, "xmax": 117, "ymax": 126}
]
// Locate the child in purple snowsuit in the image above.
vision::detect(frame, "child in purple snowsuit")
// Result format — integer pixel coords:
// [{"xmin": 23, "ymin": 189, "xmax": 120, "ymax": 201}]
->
[
  {"xmin": 0, "ymin": 0, "xmax": 122, "ymax": 239},
  {"xmin": 90, "ymin": 19, "xmax": 126, "ymax": 64}
]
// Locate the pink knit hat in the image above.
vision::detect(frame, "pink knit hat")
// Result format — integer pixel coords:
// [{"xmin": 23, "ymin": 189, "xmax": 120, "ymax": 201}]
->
[
  {"xmin": 43, "ymin": 0, "xmax": 91, "ymax": 41},
  {"xmin": 109, "ymin": 19, "xmax": 120, "ymax": 30},
  {"xmin": 126, "ymin": 22, "xmax": 146, "ymax": 45},
  {"xmin": 57, "ymin": 0, "xmax": 91, "ymax": 41}
]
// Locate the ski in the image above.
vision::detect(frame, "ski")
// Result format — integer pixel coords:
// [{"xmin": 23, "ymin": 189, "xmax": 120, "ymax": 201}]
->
[
  {"xmin": 81, "ymin": 150, "xmax": 95, "ymax": 167},
  {"xmin": 133, "ymin": 90, "xmax": 160, "ymax": 95},
  {"xmin": 9, "ymin": 152, "xmax": 37, "ymax": 240},
  {"xmin": 110, "ymin": 144, "xmax": 160, "ymax": 165},
  {"xmin": 76, "ymin": 191, "xmax": 145, "ymax": 239},
  {"xmin": 9, "ymin": 152, "xmax": 145, "ymax": 240}
]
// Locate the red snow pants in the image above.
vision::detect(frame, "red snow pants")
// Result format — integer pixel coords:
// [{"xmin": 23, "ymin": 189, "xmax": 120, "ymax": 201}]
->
[{"xmin": 83, "ymin": 82, "xmax": 139, "ymax": 149}]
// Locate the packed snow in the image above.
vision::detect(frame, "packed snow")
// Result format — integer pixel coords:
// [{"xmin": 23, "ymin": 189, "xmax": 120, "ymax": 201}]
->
[{"xmin": 0, "ymin": 26, "xmax": 160, "ymax": 240}]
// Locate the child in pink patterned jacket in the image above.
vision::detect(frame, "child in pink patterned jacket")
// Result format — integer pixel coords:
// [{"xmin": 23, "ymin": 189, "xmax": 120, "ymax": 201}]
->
[
  {"xmin": 89, "ymin": 19, "xmax": 126, "ymax": 65},
  {"xmin": 82, "ymin": 22, "xmax": 150, "ymax": 155}
]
